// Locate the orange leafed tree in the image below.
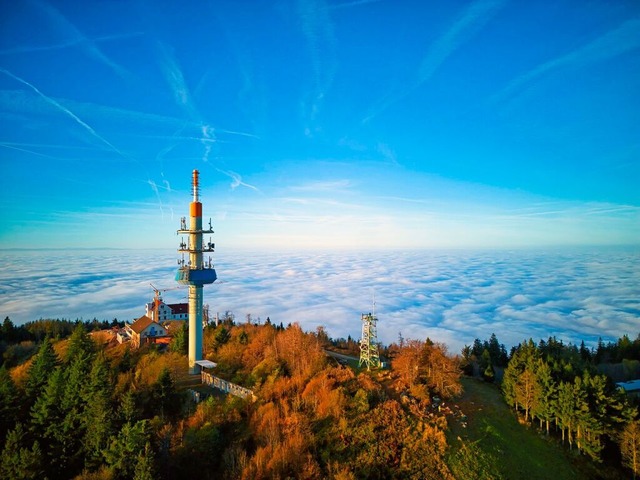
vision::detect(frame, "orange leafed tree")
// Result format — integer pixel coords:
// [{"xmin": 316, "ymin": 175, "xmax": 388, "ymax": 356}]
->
[{"xmin": 392, "ymin": 339, "xmax": 462, "ymax": 399}]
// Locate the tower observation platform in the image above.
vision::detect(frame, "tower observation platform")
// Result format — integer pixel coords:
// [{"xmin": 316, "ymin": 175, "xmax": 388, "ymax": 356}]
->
[{"xmin": 176, "ymin": 169, "xmax": 217, "ymax": 373}]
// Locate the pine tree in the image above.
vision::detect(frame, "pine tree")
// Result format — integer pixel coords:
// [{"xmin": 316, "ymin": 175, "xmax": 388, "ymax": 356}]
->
[
  {"xmin": 65, "ymin": 323, "xmax": 95, "ymax": 364},
  {"xmin": 83, "ymin": 391, "xmax": 113, "ymax": 471},
  {"xmin": 620, "ymin": 420, "xmax": 640, "ymax": 479},
  {"xmin": 120, "ymin": 390, "xmax": 139, "ymax": 425},
  {"xmin": 471, "ymin": 338, "xmax": 484, "ymax": 358},
  {"xmin": 58, "ymin": 353, "xmax": 94, "ymax": 474},
  {"xmin": 30, "ymin": 367, "xmax": 64, "ymax": 438},
  {"xmin": 487, "ymin": 333, "xmax": 502, "ymax": 366},
  {"xmin": 0, "ymin": 423, "xmax": 43, "ymax": 479},
  {"xmin": 502, "ymin": 339, "xmax": 539, "ymax": 413},
  {"xmin": 133, "ymin": 442, "xmax": 155, "ymax": 480},
  {"xmin": 29, "ymin": 367, "xmax": 67, "ymax": 477},
  {"xmin": 555, "ymin": 381, "xmax": 573, "ymax": 445},
  {"xmin": 214, "ymin": 327, "xmax": 231, "ymax": 348},
  {"xmin": 170, "ymin": 322, "xmax": 188, "ymax": 354},
  {"xmin": 515, "ymin": 369, "xmax": 539, "ymax": 422},
  {"xmin": 81, "ymin": 354, "xmax": 114, "ymax": 470},
  {"xmin": 104, "ymin": 420, "xmax": 151, "ymax": 479},
  {"xmin": 532, "ymin": 359, "xmax": 556, "ymax": 435},
  {"xmin": 82, "ymin": 353, "xmax": 113, "ymax": 403},
  {"xmin": 24, "ymin": 338, "xmax": 59, "ymax": 407},
  {"xmin": 502, "ymin": 360, "xmax": 519, "ymax": 411},
  {"xmin": 483, "ymin": 363, "xmax": 495, "ymax": 383},
  {"xmin": 0, "ymin": 365, "xmax": 19, "ymax": 441},
  {"xmin": 1, "ymin": 316, "xmax": 17, "ymax": 343},
  {"xmin": 480, "ymin": 349, "xmax": 491, "ymax": 374},
  {"xmin": 566, "ymin": 377, "xmax": 589, "ymax": 450},
  {"xmin": 577, "ymin": 371, "xmax": 608, "ymax": 461},
  {"xmin": 153, "ymin": 367, "xmax": 179, "ymax": 421},
  {"xmin": 353, "ymin": 389, "xmax": 370, "ymax": 415}
]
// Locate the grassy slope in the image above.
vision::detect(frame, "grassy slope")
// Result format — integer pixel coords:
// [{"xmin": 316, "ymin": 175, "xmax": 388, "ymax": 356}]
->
[{"xmin": 445, "ymin": 377, "xmax": 622, "ymax": 480}]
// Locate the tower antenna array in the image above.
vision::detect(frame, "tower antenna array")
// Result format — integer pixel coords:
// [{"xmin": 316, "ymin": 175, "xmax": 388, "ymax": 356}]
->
[{"xmin": 176, "ymin": 169, "xmax": 217, "ymax": 374}]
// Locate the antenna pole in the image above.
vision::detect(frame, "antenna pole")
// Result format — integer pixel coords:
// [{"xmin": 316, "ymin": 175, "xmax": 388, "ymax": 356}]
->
[
  {"xmin": 372, "ymin": 290, "xmax": 376, "ymax": 317},
  {"xmin": 177, "ymin": 169, "xmax": 217, "ymax": 374}
]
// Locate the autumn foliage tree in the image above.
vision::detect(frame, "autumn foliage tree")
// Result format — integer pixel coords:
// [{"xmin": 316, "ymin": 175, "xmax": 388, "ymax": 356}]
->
[
  {"xmin": 392, "ymin": 339, "xmax": 462, "ymax": 400},
  {"xmin": 620, "ymin": 419, "xmax": 640, "ymax": 479}
]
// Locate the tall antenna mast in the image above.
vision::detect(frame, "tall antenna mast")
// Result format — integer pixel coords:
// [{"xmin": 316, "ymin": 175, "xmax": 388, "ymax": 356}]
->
[
  {"xmin": 176, "ymin": 169, "xmax": 217, "ymax": 374},
  {"xmin": 372, "ymin": 289, "xmax": 376, "ymax": 318}
]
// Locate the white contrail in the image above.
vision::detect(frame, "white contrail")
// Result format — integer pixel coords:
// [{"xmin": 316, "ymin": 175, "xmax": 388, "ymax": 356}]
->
[
  {"xmin": 215, "ymin": 128, "xmax": 259, "ymax": 139},
  {"xmin": 417, "ymin": 0, "xmax": 506, "ymax": 82},
  {"xmin": 330, "ymin": 0, "xmax": 382, "ymax": 10},
  {"xmin": 297, "ymin": 0, "xmax": 338, "ymax": 134},
  {"xmin": 147, "ymin": 179, "xmax": 165, "ymax": 219},
  {"xmin": 30, "ymin": 0, "xmax": 132, "ymax": 79},
  {"xmin": 0, "ymin": 142, "xmax": 59, "ymax": 159},
  {"xmin": 363, "ymin": 0, "xmax": 506, "ymax": 123},
  {"xmin": 0, "ymin": 32, "xmax": 142, "ymax": 56},
  {"xmin": 0, "ymin": 68, "xmax": 125, "ymax": 156},
  {"xmin": 0, "ymin": 141, "xmax": 95, "ymax": 150},
  {"xmin": 495, "ymin": 17, "xmax": 640, "ymax": 102}
]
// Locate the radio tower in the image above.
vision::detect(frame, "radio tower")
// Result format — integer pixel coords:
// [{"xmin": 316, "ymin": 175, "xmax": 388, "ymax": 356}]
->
[
  {"xmin": 359, "ymin": 312, "xmax": 380, "ymax": 370},
  {"xmin": 176, "ymin": 170, "xmax": 217, "ymax": 374}
]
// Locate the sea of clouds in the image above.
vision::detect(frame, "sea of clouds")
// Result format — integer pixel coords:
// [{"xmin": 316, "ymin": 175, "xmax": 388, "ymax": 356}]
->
[{"xmin": 0, "ymin": 248, "xmax": 638, "ymax": 354}]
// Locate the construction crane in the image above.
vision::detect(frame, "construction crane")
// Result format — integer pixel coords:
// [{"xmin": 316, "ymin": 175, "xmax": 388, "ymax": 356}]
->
[{"xmin": 149, "ymin": 284, "xmax": 183, "ymax": 322}]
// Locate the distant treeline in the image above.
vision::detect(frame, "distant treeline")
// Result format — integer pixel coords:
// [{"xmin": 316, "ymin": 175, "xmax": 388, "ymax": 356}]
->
[
  {"xmin": 0, "ymin": 317, "xmax": 124, "ymax": 368},
  {"xmin": 463, "ymin": 332, "xmax": 640, "ymax": 382}
]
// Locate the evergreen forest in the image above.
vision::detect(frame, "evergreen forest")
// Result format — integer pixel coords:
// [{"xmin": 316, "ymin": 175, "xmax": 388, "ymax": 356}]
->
[{"xmin": 0, "ymin": 316, "xmax": 639, "ymax": 479}]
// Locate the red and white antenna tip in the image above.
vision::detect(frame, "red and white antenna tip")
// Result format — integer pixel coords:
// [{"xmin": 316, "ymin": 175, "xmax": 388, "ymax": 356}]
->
[{"xmin": 192, "ymin": 169, "xmax": 200, "ymax": 201}]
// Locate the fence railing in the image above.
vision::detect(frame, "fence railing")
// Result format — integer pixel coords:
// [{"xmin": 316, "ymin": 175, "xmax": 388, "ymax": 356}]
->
[{"xmin": 201, "ymin": 371, "xmax": 255, "ymax": 400}]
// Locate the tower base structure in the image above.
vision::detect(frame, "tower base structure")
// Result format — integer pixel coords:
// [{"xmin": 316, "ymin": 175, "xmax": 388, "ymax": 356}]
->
[
  {"xmin": 188, "ymin": 286, "xmax": 203, "ymax": 374},
  {"xmin": 358, "ymin": 313, "xmax": 380, "ymax": 371}
]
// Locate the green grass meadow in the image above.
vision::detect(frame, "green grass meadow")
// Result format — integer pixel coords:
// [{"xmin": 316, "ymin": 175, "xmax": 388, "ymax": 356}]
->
[{"xmin": 445, "ymin": 377, "xmax": 626, "ymax": 480}]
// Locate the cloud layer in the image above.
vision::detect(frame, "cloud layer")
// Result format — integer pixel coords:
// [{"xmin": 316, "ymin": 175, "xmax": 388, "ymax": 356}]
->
[{"xmin": 1, "ymin": 248, "xmax": 637, "ymax": 354}]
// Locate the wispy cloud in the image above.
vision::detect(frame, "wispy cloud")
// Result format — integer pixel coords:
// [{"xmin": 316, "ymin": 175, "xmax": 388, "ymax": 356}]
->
[
  {"xmin": 376, "ymin": 143, "xmax": 399, "ymax": 165},
  {"xmin": 363, "ymin": 0, "xmax": 506, "ymax": 123},
  {"xmin": 155, "ymin": 42, "xmax": 261, "ymax": 205},
  {"xmin": 297, "ymin": 0, "xmax": 338, "ymax": 136},
  {"xmin": 418, "ymin": 0, "xmax": 505, "ymax": 81},
  {"xmin": 216, "ymin": 168, "xmax": 260, "ymax": 192},
  {"xmin": 0, "ymin": 89, "xmax": 195, "ymax": 132},
  {"xmin": 290, "ymin": 179, "xmax": 352, "ymax": 192},
  {"xmin": 0, "ymin": 141, "xmax": 98, "ymax": 151},
  {"xmin": 495, "ymin": 17, "xmax": 640, "ymax": 103},
  {"xmin": 201, "ymin": 124, "xmax": 216, "ymax": 163},
  {"xmin": 147, "ymin": 179, "xmax": 167, "ymax": 219},
  {"xmin": 157, "ymin": 41, "xmax": 199, "ymax": 120},
  {"xmin": 0, "ymin": 143, "xmax": 60, "ymax": 160},
  {"xmin": 329, "ymin": 0, "xmax": 382, "ymax": 10},
  {"xmin": 28, "ymin": 0, "xmax": 132, "ymax": 80},
  {"xmin": 0, "ymin": 32, "xmax": 142, "ymax": 56},
  {"xmin": 0, "ymin": 68, "xmax": 124, "ymax": 156}
]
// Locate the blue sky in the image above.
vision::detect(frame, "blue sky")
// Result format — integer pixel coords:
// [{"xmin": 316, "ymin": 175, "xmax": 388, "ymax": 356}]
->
[{"xmin": 1, "ymin": 0, "xmax": 639, "ymax": 249}]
